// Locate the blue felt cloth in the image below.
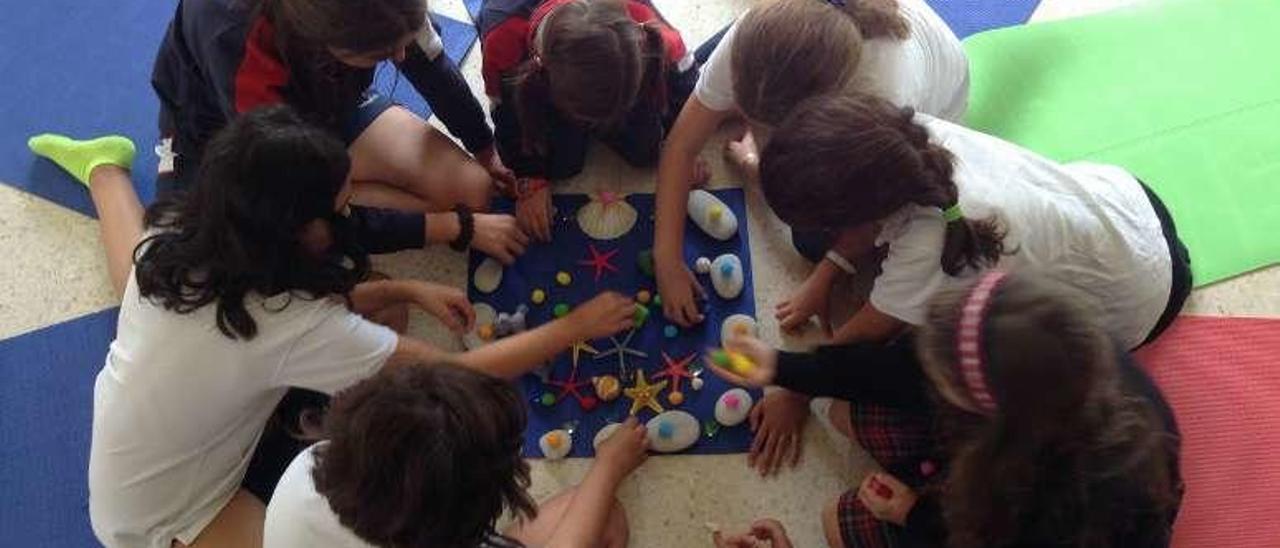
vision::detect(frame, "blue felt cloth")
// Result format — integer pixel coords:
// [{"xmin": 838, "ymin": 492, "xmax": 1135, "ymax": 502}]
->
[
  {"xmin": 469, "ymin": 190, "xmax": 759, "ymax": 458},
  {"xmin": 0, "ymin": 308, "xmax": 120, "ymax": 548},
  {"xmin": 924, "ymin": 0, "xmax": 1041, "ymax": 38}
]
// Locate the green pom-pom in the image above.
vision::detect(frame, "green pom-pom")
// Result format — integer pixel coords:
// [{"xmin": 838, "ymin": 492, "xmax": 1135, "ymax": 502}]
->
[
  {"xmin": 539, "ymin": 393, "xmax": 557, "ymax": 406},
  {"xmin": 553, "ymin": 303, "xmax": 570, "ymax": 318},
  {"xmin": 632, "ymin": 303, "xmax": 650, "ymax": 327},
  {"xmin": 637, "ymin": 249, "xmax": 654, "ymax": 278}
]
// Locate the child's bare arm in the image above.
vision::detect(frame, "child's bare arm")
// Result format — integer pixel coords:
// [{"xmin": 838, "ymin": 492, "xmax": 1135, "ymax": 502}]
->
[
  {"xmin": 545, "ymin": 419, "xmax": 648, "ymax": 547},
  {"xmin": 831, "ymin": 304, "xmax": 907, "ymax": 344}
]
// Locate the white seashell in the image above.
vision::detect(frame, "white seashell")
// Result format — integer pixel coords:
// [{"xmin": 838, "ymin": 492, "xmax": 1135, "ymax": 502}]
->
[
  {"xmin": 462, "ymin": 304, "xmax": 498, "ymax": 350},
  {"xmin": 720, "ymin": 314, "xmax": 758, "ymax": 345},
  {"xmin": 473, "ymin": 258, "xmax": 504, "ymax": 294},
  {"xmin": 694, "ymin": 256, "xmax": 712, "ymax": 274},
  {"xmin": 577, "ymin": 191, "xmax": 638, "ymax": 240},
  {"xmin": 646, "ymin": 410, "xmax": 700, "ymax": 453},
  {"xmin": 710, "ymin": 254, "xmax": 744, "ymax": 300},
  {"xmin": 691, "ymin": 377, "xmax": 705, "ymax": 391},
  {"xmin": 687, "ymin": 190, "xmax": 738, "ymax": 240},
  {"xmin": 715, "ymin": 388, "xmax": 753, "ymax": 427},
  {"xmin": 539, "ymin": 429, "xmax": 573, "ymax": 460},
  {"xmin": 593, "ymin": 423, "xmax": 622, "ymax": 450}
]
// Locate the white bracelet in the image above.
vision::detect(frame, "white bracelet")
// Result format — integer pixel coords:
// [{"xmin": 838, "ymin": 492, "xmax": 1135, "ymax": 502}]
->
[{"xmin": 824, "ymin": 251, "xmax": 857, "ymax": 275}]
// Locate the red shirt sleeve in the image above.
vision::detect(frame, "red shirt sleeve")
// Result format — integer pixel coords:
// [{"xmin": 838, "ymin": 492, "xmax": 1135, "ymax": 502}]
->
[
  {"xmin": 481, "ymin": 18, "xmax": 532, "ymax": 98},
  {"xmin": 625, "ymin": 1, "xmax": 687, "ymax": 65},
  {"xmin": 233, "ymin": 18, "xmax": 288, "ymax": 113}
]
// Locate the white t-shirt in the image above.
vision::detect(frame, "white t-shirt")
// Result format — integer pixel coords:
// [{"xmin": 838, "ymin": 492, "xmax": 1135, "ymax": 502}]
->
[
  {"xmin": 88, "ymin": 274, "xmax": 397, "ymax": 548},
  {"xmin": 693, "ymin": 0, "xmax": 969, "ymax": 121},
  {"xmin": 263, "ymin": 443, "xmax": 376, "ymax": 548},
  {"xmin": 869, "ymin": 115, "xmax": 1172, "ymax": 349}
]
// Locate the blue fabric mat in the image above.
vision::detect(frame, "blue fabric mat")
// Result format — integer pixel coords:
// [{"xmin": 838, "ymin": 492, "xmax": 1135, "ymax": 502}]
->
[
  {"xmin": 373, "ymin": 13, "xmax": 479, "ymax": 122},
  {"xmin": 925, "ymin": 0, "xmax": 1041, "ymax": 38},
  {"xmin": 0, "ymin": 307, "xmax": 119, "ymax": 548},
  {"xmin": 469, "ymin": 190, "xmax": 759, "ymax": 458}
]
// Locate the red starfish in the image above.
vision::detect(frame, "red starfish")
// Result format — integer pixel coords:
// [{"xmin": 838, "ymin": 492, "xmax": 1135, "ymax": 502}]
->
[
  {"xmin": 652, "ymin": 351, "xmax": 697, "ymax": 405},
  {"xmin": 546, "ymin": 369, "xmax": 599, "ymax": 411},
  {"xmin": 577, "ymin": 244, "xmax": 620, "ymax": 282}
]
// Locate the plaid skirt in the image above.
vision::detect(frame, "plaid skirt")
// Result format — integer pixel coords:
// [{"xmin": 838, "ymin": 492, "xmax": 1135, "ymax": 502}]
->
[{"xmin": 838, "ymin": 402, "xmax": 939, "ymax": 548}]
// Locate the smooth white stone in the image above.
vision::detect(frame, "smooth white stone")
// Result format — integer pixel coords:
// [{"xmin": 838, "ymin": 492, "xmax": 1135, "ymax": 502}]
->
[
  {"xmin": 473, "ymin": 258, "xmax": 503, "ymax": 294},
  {"xmin": 715, "ymin": 388, "xmax": 753, "ymax": 427},
  {"xmin": 539, "ymin": 429, "xmax": 573, "ymax": 460},
  {"xmin": 645, "ymin": 410, "xmax": 700, "ymax": 453},
  {"xmin": 710, "ymin": 254, "xmax": 744, "ymax": 300},
  {"xmin": 720, "ymin": 314, "xmax": 758, "ymax": 344},
  {"xmin": 687, "ymin": 190, "xmax": 738, "ymax": 240}
]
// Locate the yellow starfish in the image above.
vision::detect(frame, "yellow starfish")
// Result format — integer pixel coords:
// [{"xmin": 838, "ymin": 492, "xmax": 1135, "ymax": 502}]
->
[{"xmin": 623, "ymin": 370, "xmax": 668, "ymax": 416}]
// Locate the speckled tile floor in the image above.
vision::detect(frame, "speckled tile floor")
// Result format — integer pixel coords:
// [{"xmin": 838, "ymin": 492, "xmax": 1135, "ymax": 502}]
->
[{"xmin": 2, "ymin": 0, "xmax": 1277, "ymax": 546}]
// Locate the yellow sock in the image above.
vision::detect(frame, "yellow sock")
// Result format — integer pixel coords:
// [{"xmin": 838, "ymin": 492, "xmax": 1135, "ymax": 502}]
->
[{"xmin": 28, "ymin": 134, "xmax": 136, "ymax": 187}]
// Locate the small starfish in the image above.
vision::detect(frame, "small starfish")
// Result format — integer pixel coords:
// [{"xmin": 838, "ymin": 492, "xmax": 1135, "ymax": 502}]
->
[
  {"xmin": 652, "ymin": 351, "xmax": 698, "ymax": 405},
  {"xmin": 546, "ymin": 367, "xmax": 598, "ymax": 411},
  {"xmin": 577, "ymin": 244, "xmax": 620, "ymax": 282},
  {"xmin": 595, "ymin": 329, "xmax": 648, "ymax": 378},
  {"xmin": 569, "ymin": 340, "xmax": 599, "ymax": 375},
  {"xmin": 623, "ymin": 370, "xmax": 668, "ymax": 416}
]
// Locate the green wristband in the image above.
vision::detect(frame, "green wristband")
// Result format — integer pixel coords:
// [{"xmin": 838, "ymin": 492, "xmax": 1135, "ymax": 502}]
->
[{"xmin": 942, "ymin": 204, "xmax": 964, "ymax": 223}]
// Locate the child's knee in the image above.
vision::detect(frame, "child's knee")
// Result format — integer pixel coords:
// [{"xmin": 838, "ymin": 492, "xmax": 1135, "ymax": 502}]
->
[
  {"xmin": 454, "ymin": 163, "xmax": 494, "ymax": 210},
  {"xmin": 822, "ymin": 496, "xmax": 847, "ymax": 548},
  {"xmin": 829, "ymin": 400, "xmax": 854, "ymax": 440}
]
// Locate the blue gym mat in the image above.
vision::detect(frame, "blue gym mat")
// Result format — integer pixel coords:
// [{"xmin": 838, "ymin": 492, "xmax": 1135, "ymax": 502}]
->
[
  {"xmin": 2, "ymin": 3, "xmax": 478, "ymax": 219},
  {"xmin": 372, "ymin": 13, "xmax": 480, "ymax": 121},
  {"xmin": 469, "ymin": 190, "xmax": 760, "ymax": 458},
  {"xmin": 0, "ymin": 307, "xmax": 119, "ymax": 548},
  {"xmin": 924, "ymin": 0, "xmax": 1041, "ymax": 38}
]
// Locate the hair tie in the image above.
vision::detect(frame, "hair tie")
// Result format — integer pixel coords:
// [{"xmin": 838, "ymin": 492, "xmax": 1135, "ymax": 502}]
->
[
  {"xmin": 942, "ymin": 204, "xmax": 963, "ymax": 223},
  {"xmin": 954, "ymin": 270, "xmax": 1007, "ymax": 415}
]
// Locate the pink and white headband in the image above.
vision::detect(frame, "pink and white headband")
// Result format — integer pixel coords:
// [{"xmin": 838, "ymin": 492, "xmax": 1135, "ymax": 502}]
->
[{"xmin": 954, "ymin": 270, "xmax": 1008, "ymax": 415}]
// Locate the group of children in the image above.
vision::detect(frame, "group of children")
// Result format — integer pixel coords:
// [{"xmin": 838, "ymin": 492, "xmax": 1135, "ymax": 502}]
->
[{"xmin": 24, "ymin": 0, "xmax": 1189, "ymax": 546}]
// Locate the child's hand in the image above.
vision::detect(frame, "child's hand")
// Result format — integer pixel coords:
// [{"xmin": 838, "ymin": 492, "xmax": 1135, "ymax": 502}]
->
[
  {"xmin": 748, "ymin": 389, "xmax": 808, "ymax": 477},
  {"xmin": 712, "ymin": 518, "xmax": 793, "ymax": 548},
  {"xmin": 515, "ymin": 185, "xmax": 553, "ymax": 242},
  {"xmin": 704, "ymin": 335, "xmax": 778, "ymax": 388},
  {"xmin": 656, "ymin": 260, "xmax": 706, "ymax": 327},
  {"xmin": 567, "ymin": 292, "xmax": 634, "ymax": 340},
  {"xmin": 776, "ymin": 265, "xmax": 836, "ymax": 334},
  {"xmin": 475, "ymin": 145, "xmax": 517, "ymax": 189},
  {"xmin": 857, "ymin": 472, "xmax": 918, "ymax": 526},
  {"xmin": 409, "ymin": 282, "xmax": 475, "ymax": 333},
  {"xmin": 594, "ymin": 417, "xmax": 648, "ymax": 480},
  {"xmin": 471, "ymin": 213, "xmax": 529, "ymax": 265}
]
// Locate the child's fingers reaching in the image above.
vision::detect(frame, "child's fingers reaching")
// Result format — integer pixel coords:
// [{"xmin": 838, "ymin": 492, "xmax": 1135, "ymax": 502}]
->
[{"xmin": 748, "ymin": 398, "xmax": 763, "ymax": 432}]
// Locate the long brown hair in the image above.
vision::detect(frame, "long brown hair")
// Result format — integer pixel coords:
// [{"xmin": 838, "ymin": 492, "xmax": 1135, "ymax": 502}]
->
[
  {"xmin": 313, "ymin": 363, "xmax": 536, "ymax": 548},
  {"xmin": 512, "ymin": 0, "xmax": 668, "ymax": 154},
  {"xmin": 917, "ymin": 274, "xmax": 1179, "ymax": 548},
  {"xmin": 842, "ymin": 0, "xmax": 910, "ymax": 40},
  {"xmin": 759, "ymin": 92, "xmax": 1005, "ymax": 275}
]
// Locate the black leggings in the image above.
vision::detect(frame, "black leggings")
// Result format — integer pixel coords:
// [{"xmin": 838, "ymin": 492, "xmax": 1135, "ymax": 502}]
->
[
  {"xmin": 1137, "ymin": 180, "xmax": 1193, "ymax": 347},
  {"xmin": 241, "ymin": 388, "xmax": 330, "ymax": 503}
]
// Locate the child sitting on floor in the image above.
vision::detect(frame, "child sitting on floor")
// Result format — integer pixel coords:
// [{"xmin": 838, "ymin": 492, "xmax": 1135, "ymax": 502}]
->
[
  {"xmin": 264, "ymin": 363, "xmax": 649, "ymax": 548},
  {"xmin": 479, "ymin": 0, "xmax": 700, "ymax": 241},
  {"xmin": 739, "ymin": 91, "xmax": 1193, "ymax": 476},
  {"xmin": 29, "ymin": 105, "xmax": 635, "ymax": 548},
  {"xmin": 710, "ymin": 272, "xmax": 1183, "ymax": 548}
]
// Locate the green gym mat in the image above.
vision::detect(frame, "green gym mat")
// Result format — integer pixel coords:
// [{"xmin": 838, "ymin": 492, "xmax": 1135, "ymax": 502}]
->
[{"xmin": 963, "ymin": 0, "xmax": 1280, "ymax": 286}]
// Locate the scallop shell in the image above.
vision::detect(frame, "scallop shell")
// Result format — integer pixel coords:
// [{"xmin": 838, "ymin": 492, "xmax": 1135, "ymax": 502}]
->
[
  {"xmin": 710, "ymin": 254, "xmax": 744, "ymax": 300},
  {"xmin": 646, "ymin": 410, "xmax": 700, "ymax": 453},
  {"xmin": 576, "ymin": 191, "xmax": 638, "ymax": 240},
  {"xmin": 462, "ymin": 304, "xmax": 498, "ymax": 350},
  {"xmin": 593, "ymin": 423, "xmax": 622, "ymax": 450},
  {"xmin": 593, "ymin": 375, "xmax": 621, "ymax": 401},
  {"xmin": 539, "ymin": 429, "xmax": 573, "ymax": 460},
  {"xmin": 473, "ymin": 258, "xmax": 503, "ymax": 294},
  {"xmin": 720, "ymin": 314, "xmax": 758, "ymax": 345},
  {"xmin": 715, "ymin": 388, "xmax": 753, "ymax": 427}
]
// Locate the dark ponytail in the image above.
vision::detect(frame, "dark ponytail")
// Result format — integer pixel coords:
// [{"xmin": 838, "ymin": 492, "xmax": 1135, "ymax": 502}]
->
[{"xmin": 760, "ymin": 93, "xmax": 1006, "ymax": 276}]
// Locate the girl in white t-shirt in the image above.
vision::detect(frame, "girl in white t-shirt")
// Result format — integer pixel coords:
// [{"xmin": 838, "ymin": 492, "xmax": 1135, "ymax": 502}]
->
[
  {"xmin": 654, "ymin": 0, "xmax": 968, "ymax": 328},
  {"xmin": 744, "ymin": 91, "xmax": 1192, "ymax": 475},
  {"xmin": 29, "ymin": 106, "xmax": 635, "ymax": 548}
]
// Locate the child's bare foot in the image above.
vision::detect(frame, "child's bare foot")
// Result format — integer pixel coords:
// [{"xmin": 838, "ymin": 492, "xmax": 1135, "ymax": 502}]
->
[
  {"xmin": 725, "ymin": 130, "xmax": 759, "ymax": 178},
  {"xmin": 691, "ymin": 156, "xmax": 712, "ymax": 188}
]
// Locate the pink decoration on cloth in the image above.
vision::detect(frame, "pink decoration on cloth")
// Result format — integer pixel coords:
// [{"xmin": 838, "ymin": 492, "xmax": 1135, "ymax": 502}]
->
[
  {"xmin": 597, "ymin": 190, "xmax": 621, "ymax": 205},
  {"xmin": 1135, "ymin": 316, "xmax": 1280, "ymax": 548},
  {"xmin": 954, "ymin": 270, "xmax": 1007, "ymax": 414}
]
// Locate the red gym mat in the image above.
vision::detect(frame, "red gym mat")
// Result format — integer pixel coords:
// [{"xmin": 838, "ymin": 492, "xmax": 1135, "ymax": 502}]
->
[{"xmin": 1135, "ymin": 315, "xmax": 1280, "ymax": 548}]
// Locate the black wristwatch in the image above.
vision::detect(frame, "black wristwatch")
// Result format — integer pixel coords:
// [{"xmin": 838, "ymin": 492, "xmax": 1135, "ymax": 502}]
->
[{"xmin": 449, "ymin": 204, "xmax": 475, "ymax": 252}]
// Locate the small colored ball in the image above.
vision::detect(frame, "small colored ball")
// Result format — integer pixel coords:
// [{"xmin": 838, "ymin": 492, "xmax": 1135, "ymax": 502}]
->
[
  {"xmin": 668, "ymin": 391, "xmax": 685, "ymax": 405},
  {"xmin": 636, "ymin": 289, "xmax": 652, "ymax": 304},
  {"xmin": 719, "ymin": 261, "xmax": 735, "ymax": 278},
  {"xmin": 691, "ymin": 377, "xmax": 705, "ymax": 391},
  {"xmin": 663, "ymin": 325, "xmax": 678, "ymax": 338},
  {"xmin": 711, "ymin": 350, "xmax": 731, "ymax": 367},
  {"xmin": 555, "ymin": 271, "xmax": 572, "ymax": 286},
  {"xmin": 531, "ymin": 289, "xmax": 547, "ymax": 304},
  {"xmin": 477, "ymin": 324, "xmax": 495, "ymax": 341},
  {"xmin": 554, "ymin": 303, "xmax": 570, "ymax": 318},
  {"xmin": 657, "ymin": 421, "xmax": 674, "ymax": 439},
  {"xmin": 694, "ymin": 257, "xmax": 712, "ymax": 274},
  {"xmin": 539, "ymin": 393, "xmax": 557, "ymax": 406},
  {"xmin": 652, "ymin": 294, "xmax": 662, "ymax": 306},
  {"xmin": 546, "ymin": 431, "xmax": 564, "ymax": 448}
]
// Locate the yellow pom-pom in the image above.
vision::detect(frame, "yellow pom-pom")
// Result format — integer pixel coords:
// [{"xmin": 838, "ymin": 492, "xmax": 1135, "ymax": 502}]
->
[
  {"xmin": 531, "ymin": 289, "xmax": 547, "ymax": 304},
  {"xmin": 555, "ymin": 271, "xmax": 572, "ymax": 286}
]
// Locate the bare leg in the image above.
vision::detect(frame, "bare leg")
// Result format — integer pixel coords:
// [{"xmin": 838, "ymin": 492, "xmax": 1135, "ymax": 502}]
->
[
  {"xmin": 827, "ymin": 400, "xmax": 855, "ymax": 441},
  {"xmin": 88, "ymin": 166, "xmax": 145, "ymax": 297},
  {"xmin": 505, "ymin": 488, "xmax": 629, "ymax": 548},
  {"xmin": 173, "ymin": 489, "xmax": 264, "ymax": 548},
  {"xmin": 349, "ymin": 180, "xmax": 432, "ymax": 212},
  {"xmin": 822, "ymin": 496, "xmax": 848, "ymax": 548},
  {"xmin": 347, "ymin": 106, "xmax": 492, "ymax": 212}
]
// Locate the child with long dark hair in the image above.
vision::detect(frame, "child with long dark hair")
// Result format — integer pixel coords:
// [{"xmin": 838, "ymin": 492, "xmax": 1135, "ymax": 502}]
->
[
  {"xmin": 29, "ymin": 106, "xmax": 635, "ymax": 548},
  {"xmin": 152, "ymin": 0, "xmax": 529, "ymax": 263},
  {"xmin": 265, "ymin": 363, "xmax": 649, "ymax": 548},
  {"xmin": 709, "ymin": 272, "xmax": 1183, "ymax": 548},
  {"xmin": 478, "ymin": 0, "xmax": 699, "ymax": 240},
  {"xmin": 738, "ymin": 91, "xmax": 1193, "ymax": 476}
]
